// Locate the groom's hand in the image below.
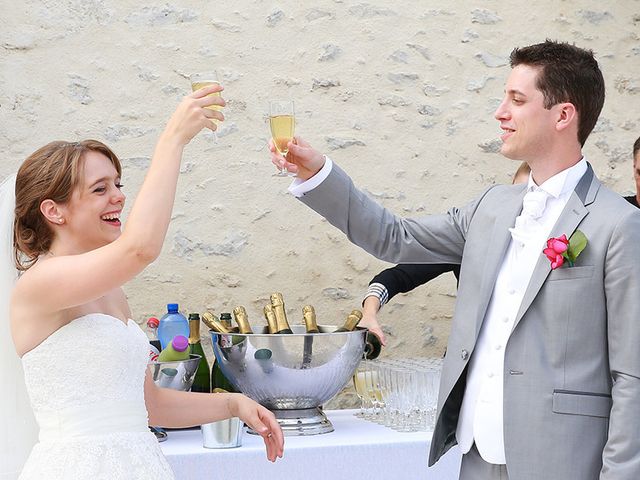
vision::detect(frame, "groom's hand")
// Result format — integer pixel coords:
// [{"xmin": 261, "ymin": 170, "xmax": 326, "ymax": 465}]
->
[{"xmin": 269, "ymin": 136, "xmax": 326, "ymax": 180}]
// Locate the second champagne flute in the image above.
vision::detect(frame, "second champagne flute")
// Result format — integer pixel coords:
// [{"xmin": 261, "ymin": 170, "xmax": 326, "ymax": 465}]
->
[{"xmin": 269, "ymin": 100, "xmax": 295, "ymax": 176}]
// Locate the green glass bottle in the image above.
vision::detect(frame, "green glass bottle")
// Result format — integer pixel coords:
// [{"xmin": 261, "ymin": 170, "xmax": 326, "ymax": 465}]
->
[
  {"xmin": 364, "ymin": 332, "xmax": 383, "ymax": 360},
  {"xmin": 210, "ymin": 312, "xmax": 238, "ymax": 393},
  {"xmin": 188, "ymin": 313, "xmax": 210, "ymax": 393}
]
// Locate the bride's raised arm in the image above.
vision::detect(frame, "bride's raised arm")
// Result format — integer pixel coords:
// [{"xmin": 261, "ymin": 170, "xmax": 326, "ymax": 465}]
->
[{"xmin": 10, "ymin": 84, "xmax": 223, "ymax": 344}]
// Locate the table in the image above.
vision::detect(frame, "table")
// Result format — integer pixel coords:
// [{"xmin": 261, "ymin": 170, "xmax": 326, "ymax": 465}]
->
[{"xmin": 161, "ymin": 409, "xmax": 462, "ymax": 480}]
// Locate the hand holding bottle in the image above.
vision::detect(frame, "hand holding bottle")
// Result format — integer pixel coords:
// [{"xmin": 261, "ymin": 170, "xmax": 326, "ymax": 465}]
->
[
  {"xmin": 268, "ymin": 136, "xmax": 325, "ymax": 180},
  {"xmin": 227, "ymin": 393, "xmax": 284, "ymax": 462},
  {"xmin": 360, "ymin": 296, "xmax": 387, "ymax": 346}
]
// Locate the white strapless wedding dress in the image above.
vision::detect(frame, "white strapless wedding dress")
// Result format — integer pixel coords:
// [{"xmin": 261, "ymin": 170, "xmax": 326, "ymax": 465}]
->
[{"xmin": 19, "ymin": 314, "xmax": 175, "ymax": 479}]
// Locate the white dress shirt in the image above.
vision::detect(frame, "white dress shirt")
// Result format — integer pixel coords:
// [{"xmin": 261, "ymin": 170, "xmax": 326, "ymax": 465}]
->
[{"xmin": 456, "ymin": 158, "xmax": 587, "ymax": 464}]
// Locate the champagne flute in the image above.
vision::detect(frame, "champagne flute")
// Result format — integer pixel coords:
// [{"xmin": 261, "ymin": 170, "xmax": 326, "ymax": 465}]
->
[
  {"xmin": 352, "ymin": 360, "xmax": 371, "ymax": 419},
  {"xmin": 269, "ymin": 100, "xmax": 295, "ymax": 176},
  {"xmin": 190, "ymin": 71, "xmax": 222, "ymax": 141}
]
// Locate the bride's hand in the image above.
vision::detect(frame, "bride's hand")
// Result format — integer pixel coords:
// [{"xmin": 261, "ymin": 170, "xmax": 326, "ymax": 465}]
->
[
  {"xmin": 229, "ymin": 393, "xmax": 284, "ymax": 462},
  {"xmin": 163, "ymin": 84, "xmax": 226, "ymax": 146}
]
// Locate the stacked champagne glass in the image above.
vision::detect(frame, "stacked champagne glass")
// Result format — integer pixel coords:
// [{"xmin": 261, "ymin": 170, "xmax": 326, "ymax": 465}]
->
[{"xmin": 353, "ymin": 357, "xmax": 442, "ymax": 432}]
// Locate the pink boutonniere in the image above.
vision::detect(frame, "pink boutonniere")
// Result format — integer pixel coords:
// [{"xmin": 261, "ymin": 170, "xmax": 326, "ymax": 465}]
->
[{"xmin": 543, "ymin": 230, "xmax": 588, "ymax": 270}]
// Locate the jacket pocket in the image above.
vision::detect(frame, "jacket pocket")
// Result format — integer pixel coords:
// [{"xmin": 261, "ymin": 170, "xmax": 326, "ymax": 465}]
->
[
  {"xmin": 547, "ymin": 265, "xmax": 594, "ymax": 281},
  {"xmin": 552, "ymin": 389, "xmax": 611, "ymax": 418}
]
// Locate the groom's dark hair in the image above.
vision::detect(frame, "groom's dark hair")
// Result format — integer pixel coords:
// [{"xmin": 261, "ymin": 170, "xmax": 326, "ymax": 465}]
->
[{"xmin": 510, "ymin": 40, "xmax": 605, "ymax": 147}]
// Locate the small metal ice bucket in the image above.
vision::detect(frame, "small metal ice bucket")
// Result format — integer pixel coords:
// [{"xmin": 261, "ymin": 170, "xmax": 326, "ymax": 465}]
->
[{"xmin": 201, "ymin": 418, "xmax": 244, "ymax": 448}]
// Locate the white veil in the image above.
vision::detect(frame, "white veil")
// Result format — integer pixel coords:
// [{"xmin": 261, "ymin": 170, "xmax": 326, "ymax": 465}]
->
[{"xmin": 0, "ymin": 174, "xmax": 38, "ymax": 479}]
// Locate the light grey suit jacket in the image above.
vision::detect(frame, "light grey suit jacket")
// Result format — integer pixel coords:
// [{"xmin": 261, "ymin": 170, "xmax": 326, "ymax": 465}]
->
[{"xmin": 300, "ymin": 163, "xmax": 640, "ymax": 480}]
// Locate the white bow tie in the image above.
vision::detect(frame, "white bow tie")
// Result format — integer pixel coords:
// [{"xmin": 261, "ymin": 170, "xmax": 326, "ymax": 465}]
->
[{"xmin": 509, "ymin": 188, "xmax": 551, "ymax": 246}]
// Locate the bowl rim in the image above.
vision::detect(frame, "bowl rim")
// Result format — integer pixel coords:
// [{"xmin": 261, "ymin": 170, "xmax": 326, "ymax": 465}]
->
[
  {"xmin": 209, "ymin": 325, "xmax": 369, "ymax": 338},
  {"xmin": 149, "ymin": 353, "xmax": 201, "ymax": 367}
]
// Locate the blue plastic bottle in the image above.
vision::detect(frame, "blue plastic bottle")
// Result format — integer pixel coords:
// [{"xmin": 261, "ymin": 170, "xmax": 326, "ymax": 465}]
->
[{"xmin": 157, "ymin": 303, "xmax": 190, "ymax": 350}]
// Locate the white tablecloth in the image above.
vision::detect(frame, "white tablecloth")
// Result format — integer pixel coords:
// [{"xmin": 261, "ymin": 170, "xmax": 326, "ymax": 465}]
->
[{"xmin": 161, "ymin": 409, "xmax": 461, "ymax": 480}]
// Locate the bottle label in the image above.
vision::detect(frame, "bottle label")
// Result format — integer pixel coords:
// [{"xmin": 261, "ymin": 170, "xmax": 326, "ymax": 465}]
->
[{"xmin": 148, "ymin": 345, "xmax": 160, "ymax": 363}]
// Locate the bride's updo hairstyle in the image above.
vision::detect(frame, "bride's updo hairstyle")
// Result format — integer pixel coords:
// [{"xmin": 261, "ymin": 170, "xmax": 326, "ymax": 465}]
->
[{"xmin": 14, "ymin": 140, "xmax": 122, "ymax": 271}]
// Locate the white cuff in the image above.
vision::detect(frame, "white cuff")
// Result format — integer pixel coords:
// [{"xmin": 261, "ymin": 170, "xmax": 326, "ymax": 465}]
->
[
  {"xmin": 288, "ymin": 156, "xmax": 333, "ymax": 197},
  {"xmin": 363, "ymin": 283, "xmax": 389, "ymax": 309}
]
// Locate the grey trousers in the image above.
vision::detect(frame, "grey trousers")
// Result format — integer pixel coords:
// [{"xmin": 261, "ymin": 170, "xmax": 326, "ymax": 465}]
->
[{"xmin": 459, "ymin": 444, "xmax": 510, "ymax": 480}]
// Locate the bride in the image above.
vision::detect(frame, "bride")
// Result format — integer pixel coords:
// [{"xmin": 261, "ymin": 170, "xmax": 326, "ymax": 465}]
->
[{"xmin": 0, "ymin": 84, "xmax": 284, "ymax": 479}]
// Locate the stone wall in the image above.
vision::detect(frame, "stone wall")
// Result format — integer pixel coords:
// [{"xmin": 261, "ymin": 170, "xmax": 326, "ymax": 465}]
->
[{"xmin": 2, "ymin": 1, "xmax": 638, "ymax": 407}]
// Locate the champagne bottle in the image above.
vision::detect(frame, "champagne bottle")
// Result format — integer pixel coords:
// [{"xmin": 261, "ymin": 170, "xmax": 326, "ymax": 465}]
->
[
  {"xmin": 219, "ymin": 312, "xmax": 238, "ymax": 332},
  {"xmin": 157, "ymin": 335, "xmax": 190, "ymax": 362},
  {"xmin": 202, "ymin": 311, "xmax": 232, "ymax": 334},
  {"xmin": 211, "ymin": 312, "xmax": 238, "ymax": 393},
  {"xmin": 270, "ymin": 293, "xmax": 293, "ymax": 334},
  {"xmin": 335, "ymin": 309, "xmax": 363, "ymax": 332},
  {"xmin": 233, "ymin": 306, "xmax": 253, "ymax": 334},
  {"xmin": 302, "ymin": 305, "xmax": 320, "ymax": 333},
  {"xmin": 364, "ymin": 332, "xmax": 383, "ymax": 360},
  {"xmin": 263, "ymin": 304, "xmax": 278, "ymax": 334},
  {"xmin": 188, "ymin": 313, "xmax": 210, "ymax": 393}
]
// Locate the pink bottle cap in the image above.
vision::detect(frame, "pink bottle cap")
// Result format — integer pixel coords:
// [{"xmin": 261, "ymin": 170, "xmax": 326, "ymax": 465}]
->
[
  {"xmin": 147, "ymin": 317, "xmax": 159, "ymax": 329},
  {"xmin": 172, "ymin": 335, "xmax": 189, "ymax": 352}
]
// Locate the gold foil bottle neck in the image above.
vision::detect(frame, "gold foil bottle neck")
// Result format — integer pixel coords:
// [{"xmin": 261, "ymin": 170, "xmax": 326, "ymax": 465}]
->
[
  {"xmin": 263, "ymin": 304, "xmax": 278, "ymax": 334},
  {"xmin": 202, "ymin": 311, "xmax": 232, "ymax": 334},
  {"xmin": 270, "ymin": 292, "xmax": 284, "ymax": 307},
  {"xmin": 233, "ymin": 306, "xmax": 247, "ymax": 317},
  {"xmin": 336, "ymin": 310, "xmax": 362, "ymax": 332},
  {"xmin": 270, "ymin": 292, "xmax": 292, "ymax": 334},
  {"xmin": 233, "ymin": 306, "xmax": 253, "ymax": 334},
  {"xmin": 302, "ymin": 305, "xmax": 319, "ymax": 333},
  {"xmin": 188, "ymin": 313, "xmax": 202, "ymax": 344},
  {"xmin": 219, "ymin": 313, "xmax": 232, "ymax": 328}
]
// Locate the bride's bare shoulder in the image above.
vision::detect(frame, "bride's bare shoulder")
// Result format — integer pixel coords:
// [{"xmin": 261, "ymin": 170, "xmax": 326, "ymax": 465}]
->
[
  {"xmin": 11, "ymin": 256, "xmax": 51, "ymax": 299},
  {"xmin": 10, "ymin": 257, "xmax": 65, "ymax": 348}
]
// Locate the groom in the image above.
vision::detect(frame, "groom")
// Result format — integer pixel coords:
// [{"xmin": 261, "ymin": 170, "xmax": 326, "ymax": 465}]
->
[{"xmin": 269, "ymin": 40, "xmax": 640, "ymax": 479}]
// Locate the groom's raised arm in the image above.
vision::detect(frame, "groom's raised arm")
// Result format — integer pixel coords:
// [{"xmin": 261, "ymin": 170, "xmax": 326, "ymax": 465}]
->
[{"xmin": 268, "ymin": 137, "xmax": 490, "ymax": 265}]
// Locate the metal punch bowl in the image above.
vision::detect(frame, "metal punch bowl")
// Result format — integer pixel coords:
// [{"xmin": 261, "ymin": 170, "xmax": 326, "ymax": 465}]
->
[
  {"xmin": 148, "ymin": 354, "xmax": 202, "ymax": 391},
  {"xmin": 211, "ymin": 325, "xmax": 366, "ymax": 435}
]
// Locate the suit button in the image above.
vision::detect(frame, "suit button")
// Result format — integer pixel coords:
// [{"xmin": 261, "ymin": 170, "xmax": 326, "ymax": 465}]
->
[{"xmin": 461, "ymin": 349, "xmax": 469, "ymax": 360}]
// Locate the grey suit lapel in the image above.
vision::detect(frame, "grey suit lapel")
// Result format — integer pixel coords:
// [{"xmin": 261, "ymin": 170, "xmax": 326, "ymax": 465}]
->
[{"xmin": 513, "ymin": 165, "xmax": 597, "ymax": 329}]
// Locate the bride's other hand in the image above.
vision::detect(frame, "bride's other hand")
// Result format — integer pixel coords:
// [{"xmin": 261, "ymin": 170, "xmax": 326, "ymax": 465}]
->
[{"xmin": 229, "ymin": 394, "xmax": 284, "ymax": 462}]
